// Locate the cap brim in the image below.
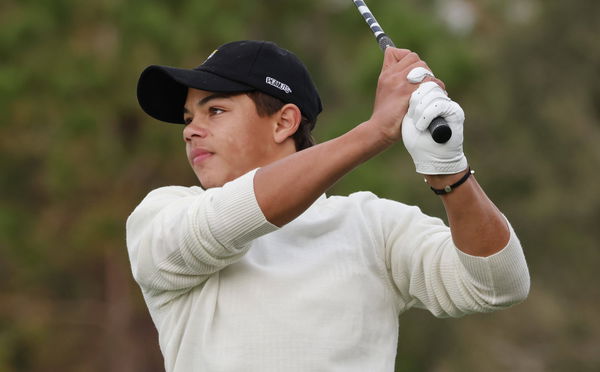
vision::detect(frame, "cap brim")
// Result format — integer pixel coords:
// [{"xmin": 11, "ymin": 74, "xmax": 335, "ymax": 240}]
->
[{"xmin": 137, "ymin": 65, "xmax": 254, "ymax": 124}]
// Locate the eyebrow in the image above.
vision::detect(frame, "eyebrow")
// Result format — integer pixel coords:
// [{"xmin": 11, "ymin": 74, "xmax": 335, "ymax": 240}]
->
[{"xmin": 183, "ymin": 93, "xmax": 233, "ymax": 114}]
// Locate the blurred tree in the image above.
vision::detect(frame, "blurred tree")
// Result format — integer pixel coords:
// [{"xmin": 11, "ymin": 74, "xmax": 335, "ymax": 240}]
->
[{"xmin": 1, "ymin": 0, "xmax": 599, "ymax": 370}]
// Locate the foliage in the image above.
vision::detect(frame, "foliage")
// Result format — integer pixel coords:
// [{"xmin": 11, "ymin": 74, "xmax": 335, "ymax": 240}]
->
[{"xmin": 1, "ymin": 0, "xmax": 599, "ymax": 370}]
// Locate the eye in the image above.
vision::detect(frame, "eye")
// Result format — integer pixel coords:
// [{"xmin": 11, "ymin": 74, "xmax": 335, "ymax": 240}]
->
[
  {"xmin": 209, "ymin": 107, "xmax": 225, "ymax": 116},
  {"xmin": 184, "ymin": 116, "xmax": 192, "ymax": 125}
]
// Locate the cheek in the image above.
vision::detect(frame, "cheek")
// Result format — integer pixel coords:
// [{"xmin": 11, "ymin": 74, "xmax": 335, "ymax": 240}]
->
[
  {"xmin": 216, "ymin": 115, "xmax": 273, "ymax": 166},
  {"xmin": 229, "ymin": 131, "xmax": 260, "ymax": 157}
]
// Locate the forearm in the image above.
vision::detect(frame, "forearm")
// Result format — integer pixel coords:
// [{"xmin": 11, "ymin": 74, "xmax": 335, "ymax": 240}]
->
[
  {"xmin": 255, "ymin": 121, "xmax": 391, "ymax": 226},
  {"xmin": 426, "ymin": 172, "xmax": 510, "ymax": 257}
]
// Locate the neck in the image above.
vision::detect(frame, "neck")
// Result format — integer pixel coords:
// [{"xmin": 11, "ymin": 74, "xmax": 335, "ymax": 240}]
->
[{"xmin": 267, "ymin": 139, "xmax": 298, "ymax": 164}]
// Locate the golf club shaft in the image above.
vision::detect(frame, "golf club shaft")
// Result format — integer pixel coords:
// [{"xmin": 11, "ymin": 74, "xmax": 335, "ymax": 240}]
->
[{"xmin": 352, "ymin": 0, "xmax": 452, "ymax": 144}]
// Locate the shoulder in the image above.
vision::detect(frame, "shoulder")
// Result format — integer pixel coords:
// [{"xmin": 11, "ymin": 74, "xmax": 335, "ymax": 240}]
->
[
  {"xmin": 326, "ymin": 191, "xmax": 415, "ymax": 214},
  {"xmin": 127, "ymin": 185, "xmax": 204, "ymax": 226},
  {"xmin": 136, "ymin": 185, "xmax": 206, "ymax": 210},
  {"xmin": 143, "ymin": 185, "xmax": 204, "ymax": 202},
  {"xmin": 320, "ymin": 192, "xmax": 425, "ymax": 230},
  {"xmin": 325, "ymin": 191, "xmax": 437, "ymax": 229}
]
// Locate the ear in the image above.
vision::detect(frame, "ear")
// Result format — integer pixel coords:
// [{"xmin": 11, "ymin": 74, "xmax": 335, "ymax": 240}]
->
[{"xmin": 272, "ymin": 104, "xmax": 302, "ymax": 144}]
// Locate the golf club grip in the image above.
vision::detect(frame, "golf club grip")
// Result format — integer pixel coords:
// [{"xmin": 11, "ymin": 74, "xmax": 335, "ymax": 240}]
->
[
  {"xmin": 376, "ymin": 35, "xmax": 395, "ymax": 51},
  {"xmin": 386, "ymin": 42, "xmax": 452, "ymax": 143},
  {"xmin": 379, "ymin": 41, "xmax": 451, "ymax": 143},
  {"xmin": 429, "ymin": 116, "xmax": 452, "ymax": 144},
  {"xmin": 353, "ymin": 0, "xmax": 452, "ymax": 143}
]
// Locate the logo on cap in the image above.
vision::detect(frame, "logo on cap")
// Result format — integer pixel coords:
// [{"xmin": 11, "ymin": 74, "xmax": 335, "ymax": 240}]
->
[
  {"xmin": 203, "ymin": 49, "xmax": 218, "ymax": 63},
  {"xmin": 265, "ymin": 77, "xmax": 292, "ymax": 94}
]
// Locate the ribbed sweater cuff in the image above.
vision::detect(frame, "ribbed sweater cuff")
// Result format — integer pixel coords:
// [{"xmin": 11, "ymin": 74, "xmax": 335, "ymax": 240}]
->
[
  {"xmin": 454, "ymin": 222, "xmax": 530, "ymax": 304},
  {"xmin": 204, "ymin": 169, "xmax": 278, "ymax": 252}
]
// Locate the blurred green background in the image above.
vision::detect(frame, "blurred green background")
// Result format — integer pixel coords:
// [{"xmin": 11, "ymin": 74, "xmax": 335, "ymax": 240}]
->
[{"xmin": 1, "ymin": 0, "xmax": 599, "ymax": 370}]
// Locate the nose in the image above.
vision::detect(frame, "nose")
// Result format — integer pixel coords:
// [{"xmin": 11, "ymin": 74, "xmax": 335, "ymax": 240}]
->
[{"xmin": 183, "ymin": 119, "xmax": 209, "ymax": 142}]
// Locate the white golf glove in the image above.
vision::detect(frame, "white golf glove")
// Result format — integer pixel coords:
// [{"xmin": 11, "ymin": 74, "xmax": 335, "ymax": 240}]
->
[{"xmin": 402, "ymin": 69, "xmax": 468, "ymax": 175}]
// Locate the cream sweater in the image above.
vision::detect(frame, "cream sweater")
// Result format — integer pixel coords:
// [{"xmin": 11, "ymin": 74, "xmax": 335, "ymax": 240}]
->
[{"xmin": 126, "ymin": 169, "xmax": 529, "ymax": 372}]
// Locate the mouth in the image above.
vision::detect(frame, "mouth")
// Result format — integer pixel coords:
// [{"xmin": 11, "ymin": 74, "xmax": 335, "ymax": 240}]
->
[{"xmin": 189, "ymin": 148, "xmax": 214, "ymax": 165}]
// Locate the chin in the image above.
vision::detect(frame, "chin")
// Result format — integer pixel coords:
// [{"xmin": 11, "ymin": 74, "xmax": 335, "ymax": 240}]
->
[
  {"xmin": 195, "ymin": 171, "xmax": 228, "ymax": 189},
  {"xmin": 197, "ymin": 177, "xmax": 223, "ymax": 190},
  {"xmin": 194, "ymin": 163, "xmax": 248, "ymax": 189}
]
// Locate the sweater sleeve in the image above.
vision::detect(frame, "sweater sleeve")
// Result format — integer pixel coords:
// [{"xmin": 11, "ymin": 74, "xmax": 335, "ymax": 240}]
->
[
  {"xmin": 126, "ymin": 169, "xmax": 278, "ymax": 300},
  {"xmin": 370, "ymin": 199, "xmax": 530, "ymax": 318}
]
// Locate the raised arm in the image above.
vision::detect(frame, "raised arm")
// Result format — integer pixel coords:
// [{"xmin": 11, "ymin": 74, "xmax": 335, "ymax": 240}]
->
[
  {"xmin": 126, "ymin": 171, "xmax": 278, "ymax": 302},
  {"xmin": 425, "ymin": 172, "xmax": 510, "ymax": 257},
  {"xmin": 255, "ymin": 48, "xmax": 441, "ymax": 226}
]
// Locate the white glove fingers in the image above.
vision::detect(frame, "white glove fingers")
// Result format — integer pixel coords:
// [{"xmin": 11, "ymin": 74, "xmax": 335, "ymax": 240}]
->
[
  {"xmin": 415, "ymin": 100, "xmax": 453, "ymax": 131},
  {"xmin": 409, "ymin": 81, "xmax": 442, "ymax": 104},
  {"xmin": 407, "ymin": 67, "xmax": 435, "ymax": 83},
  {"xmin": 447, "ymin": 101, "xmax": 465, "ymax": 124},
  {"xmin": 409, "ymin": 82, "xmax": 448, "ymax": 111},
  {"xmin": 402, "ymin": 77, "xmax": 467, "ymax": 175},
  {"xmin": 410, "ymin": 83, "xmax": 449, "ymax": 131}
]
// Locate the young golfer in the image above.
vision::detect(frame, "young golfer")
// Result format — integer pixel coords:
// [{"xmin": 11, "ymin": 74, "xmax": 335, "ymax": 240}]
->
[{"xmin": 127, "ymin": 40, "xmax": 529, "ymax": 371}]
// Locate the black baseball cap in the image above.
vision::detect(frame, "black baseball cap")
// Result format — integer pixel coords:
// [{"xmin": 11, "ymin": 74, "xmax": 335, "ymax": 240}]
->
[{"xmin": 137, "ymin": 40, "xmax": 323, "ymax": 125}]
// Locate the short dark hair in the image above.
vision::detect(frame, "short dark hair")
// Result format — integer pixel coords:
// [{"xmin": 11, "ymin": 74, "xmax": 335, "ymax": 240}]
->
[{"xmin": 246, "ymin": 91, "xmax": 316, "ymax": 151}]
